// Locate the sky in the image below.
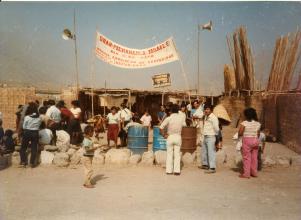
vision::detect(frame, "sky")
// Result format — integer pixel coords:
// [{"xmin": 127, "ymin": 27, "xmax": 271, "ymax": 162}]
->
[{"xmin": 0, "ymin": 1, "xmax": 301, "ymax": 95}]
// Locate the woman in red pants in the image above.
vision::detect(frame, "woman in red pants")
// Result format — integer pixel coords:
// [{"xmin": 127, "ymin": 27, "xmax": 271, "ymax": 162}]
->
[
  {"xmin": 106, "ymin": 107, "xmax": 120, "ymax": 148},
  {"xmin": 238, "ymin": 108, "xmax": 261, "ymax": 178}
]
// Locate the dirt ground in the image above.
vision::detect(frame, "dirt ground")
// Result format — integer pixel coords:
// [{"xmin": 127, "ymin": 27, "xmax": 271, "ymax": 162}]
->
[{"xmin": 0, "ymin": 127, "xmax": 301, "ymax": 220}]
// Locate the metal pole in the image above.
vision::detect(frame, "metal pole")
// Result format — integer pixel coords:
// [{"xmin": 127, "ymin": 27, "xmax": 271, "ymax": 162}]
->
[
  {"xmin": 73, "ymin": 9, "xmax": 80, "ymax": 98},
  {"xmin": 197, "ymin": 25, "xmax": 200, "ymax": 95}
]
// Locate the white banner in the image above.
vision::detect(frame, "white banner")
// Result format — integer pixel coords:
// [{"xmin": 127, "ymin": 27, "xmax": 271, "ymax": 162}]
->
[{"xmin": 95, "ymin": 32, "xmax": 179, "ymax": 69}]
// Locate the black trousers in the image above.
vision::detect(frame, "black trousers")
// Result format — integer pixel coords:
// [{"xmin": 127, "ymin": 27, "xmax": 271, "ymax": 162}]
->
[
  {"xmin": 120, "ymin": 121, "xmax": 130, "ymax": 147},
  {"xmin": 20, "ymin": 130, "xmax": 39, "ymax": 165},
  {"xmin": 257, "ymin": 146, "xmax": 263, "ymax": 171},
  {"xmin": 67, "ymin": 119, "xmax": 83, "ymax": 145}
]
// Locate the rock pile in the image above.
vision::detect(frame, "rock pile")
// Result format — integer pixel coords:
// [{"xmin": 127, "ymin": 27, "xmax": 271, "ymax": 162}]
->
[{"xmin": 141, "ymin": 151, "xmax": 154, "ymax": 165}]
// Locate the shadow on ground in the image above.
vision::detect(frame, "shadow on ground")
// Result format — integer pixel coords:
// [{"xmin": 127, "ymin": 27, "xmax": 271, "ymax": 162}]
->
[{"xmin": 91, "ymin": 174, "xmax": 108, "ymax": 185}]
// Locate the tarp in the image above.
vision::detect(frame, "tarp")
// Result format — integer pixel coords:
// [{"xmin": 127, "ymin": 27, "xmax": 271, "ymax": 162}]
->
[
  {"xmin": 213, "ymin": 104, "xmax": 231, "ymax": 123},
  {"xmin": 95, "ymin": 32, "xmax": 179, "ymax": 69}
]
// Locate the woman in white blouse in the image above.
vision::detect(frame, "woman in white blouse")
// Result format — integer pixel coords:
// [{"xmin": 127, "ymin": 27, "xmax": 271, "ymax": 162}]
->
[
  {"xmin": 238, "ymin": 108, "xmax": 261, "ymax": 179},
  {"xmin": 106, "ymin": 106, "xmax": 120, "ymax": 148}
]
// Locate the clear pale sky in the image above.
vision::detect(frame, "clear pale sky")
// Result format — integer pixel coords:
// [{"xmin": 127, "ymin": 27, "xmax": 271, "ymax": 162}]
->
[{"xmin": 1, "ymin": 2, "xmax": 301, "ymax": 95}]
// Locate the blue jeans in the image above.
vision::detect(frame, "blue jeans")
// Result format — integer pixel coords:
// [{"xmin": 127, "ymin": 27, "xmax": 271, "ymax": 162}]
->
[{"xmin": 202, "ymin": 135, "xmax": 216, "ymax": 169}]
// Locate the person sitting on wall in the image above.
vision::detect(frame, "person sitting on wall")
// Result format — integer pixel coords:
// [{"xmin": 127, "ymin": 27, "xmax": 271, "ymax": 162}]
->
[
  {"xmin": 46, "ymin": 100, "xmax": 61, "ymax": 146},
  {"xmin": 140, "ymin": 110, "xmax": 152, "ymax": 129},
  {"xmin": 0, "ymin": 129, "xmax": 15, "ymax": 156},
  {"xmin": 56, "ymin": 100, "xmax": 73, "ymax": 130},
  {"xmin": 124, "ymin": 115, "xmax": 143, "ymax": 133},
  {"xmin": 38, "ymin": 121, "xmax": 53, "ymax": 148},
  {"xmin": 106, "ymin": 106, "xmax": 120, "ymax": 148}
]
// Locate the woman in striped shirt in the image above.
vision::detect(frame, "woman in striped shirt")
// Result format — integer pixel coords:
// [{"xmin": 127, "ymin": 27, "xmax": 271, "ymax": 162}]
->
[{"xmin": 238, "ymin": 108, "xmax": 261, "ymax": 178}]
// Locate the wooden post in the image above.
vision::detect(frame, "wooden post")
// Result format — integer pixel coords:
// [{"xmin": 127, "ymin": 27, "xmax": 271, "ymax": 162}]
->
[
  {"xmin": 90, "ymin": 48, "xmax": 96, "ymax": 118},
  {"xmin": 128, "ymin": 89, "xmax": 132, "ymax": 111}
]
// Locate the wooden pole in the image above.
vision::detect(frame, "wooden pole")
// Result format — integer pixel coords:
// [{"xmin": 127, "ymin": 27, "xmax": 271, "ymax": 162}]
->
[
  {"xmin": 197, "ymin": 25, "xmax": 200, "ymax": 95},
  {"xmin": 128, "ymin": 90, "xmax": 131, "ymax": 111},
  {"xmin": 90, "ymin": 30, "xmax": 98, "ymax": 117},
  {"xmin": 90, "ymin": 48, "xmax": 96, "ymax": 117},
  {"xmin": 171, "ymin": 38, "xmax": 191, "ymax": 98}
]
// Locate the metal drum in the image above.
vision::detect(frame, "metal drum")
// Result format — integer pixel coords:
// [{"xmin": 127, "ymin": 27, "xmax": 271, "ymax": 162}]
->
[
  {"xmin": 181, "ymin": 126, "xmax": 197, "ymax": 153},
  {"xmin": 127, "ymin": 126, "xmax": 149, "ymax": 154},
  {"xmin": 153, "ymin": 126, "xmax": 166, "ymax": 151}
]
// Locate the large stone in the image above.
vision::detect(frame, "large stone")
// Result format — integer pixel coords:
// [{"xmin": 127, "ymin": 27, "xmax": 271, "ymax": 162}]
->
[
  {"xmin": 216, "ymin": 149, "xmax": 227, "ymax": 167},
  {"xmin": 141, "ymin": 151, "xmax": 154, "ymax": 165},
  {"xmin": 291, "ymin": 156, "xmax": 301, "ymax": 166},
  {"xmin": 154, "ymin": 150, "xmax": 166, "ymax": 167},
  {"xmin": 0, "ymin": 155, "xmax": 10, "ymax": 169},
  {"xmin": 195, "ymin": 147, "xmax": 202, "ymax": 165},
  {"xmin": 11, "ymin": 153, "xmax": 21, "ymax": 167},
  {"xmin": 53, "ymin": 152, "xmax": 69, "ymax": 167},
  {"xmin": 129, "ymin": 154, "xmax": 142, "ymax": 165},
  {"xmin": 105, "ymin": 148, "xmax": 131, "ymax": 165},
  {"xmin": 44, "ymin": 145, "xmax": 59, "ymax": 152},
  {"xmin": 263, "ymin": 156, "xmax": 276, "ymax": 167},
  {"xmin": 234, "ymin": 152, "xmax": 243, "ymax": 168},
  {"xmin": 40, "ymin": 151, "xmax": 54, "ymax": 165},
  {"xmin": 182, "ymin": 152, "xmax": 194, "ymax": 166},
  {"xmin": 56, "ymin": 130, "xmax": 70, "ymax": 152},
  {"xmin": 276, "ymin": 156, "xmax": 290, "ymax": 167},
  {"xmin": 67, "ymin": 148, "xmax": 77, "ymax": 157},
  {"xmin": 70, "ymin": 148, "xmax": 84, "ymax": 166},
  {"xmin": 92, "ymin": 149, "xmax": 105, "ymax": 166}
]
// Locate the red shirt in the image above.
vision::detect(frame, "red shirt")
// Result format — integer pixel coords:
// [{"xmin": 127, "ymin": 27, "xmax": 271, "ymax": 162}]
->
[{"xmin": 60, "ymin": 108, "xmax": 74, "ymax": 122}]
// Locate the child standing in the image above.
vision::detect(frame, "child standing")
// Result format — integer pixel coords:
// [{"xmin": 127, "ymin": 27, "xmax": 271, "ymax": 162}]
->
[
  {"xmin": 258, "ymin": 129, "xmax": 266, "ymax": 171},
  {"xmin": 82, "ymin": 125, "xmax": 98, "ymax": 188}
]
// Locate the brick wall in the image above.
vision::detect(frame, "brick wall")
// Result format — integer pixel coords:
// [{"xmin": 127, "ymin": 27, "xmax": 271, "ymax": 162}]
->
[
  {"xmin": 0, "ymin": 87, "xmax": 36, "ymax": 129},
  {"xmin": 220, "ymin": 93, "xmax": 301, "ymax": 154},
  {"xmin": 276, "ymin": 94, "xmax": 301, "ymax": 153}
]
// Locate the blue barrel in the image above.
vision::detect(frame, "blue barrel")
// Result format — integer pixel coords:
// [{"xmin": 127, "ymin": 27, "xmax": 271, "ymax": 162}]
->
[
  {"xmin": 128, "ymin": 126, "xmax": 149, "ymax": 154},
  {"xmin": 153, "ymin": 126, "xmax": 167, "ymax": 151}
]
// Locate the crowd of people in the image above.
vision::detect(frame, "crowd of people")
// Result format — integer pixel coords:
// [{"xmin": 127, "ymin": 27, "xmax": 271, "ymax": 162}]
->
[
  {"xmin": 0, "ymin": 98, "xmax": 265, "ymax": 188},
  {"xmin": 1, "ymin": 99, "xmax": 83, "ymax": 168}
]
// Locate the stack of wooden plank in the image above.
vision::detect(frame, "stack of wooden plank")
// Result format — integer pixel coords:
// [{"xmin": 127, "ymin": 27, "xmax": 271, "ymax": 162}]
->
[
  {"xmin": 267, "ymin": 29, "xmax": 301, "ymax": 91},
  {"xmin": 223, "ymin": 64, "xmax": 236, "ymax": 93},
  {"xmin": 226, "ymin": 26, "xmax": 255, "ymax": 91}
]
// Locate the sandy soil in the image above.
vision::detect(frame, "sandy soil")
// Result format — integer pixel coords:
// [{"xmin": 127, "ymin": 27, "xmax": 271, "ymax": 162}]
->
[{"xmin": 0, "ymin": 126, "xmax": 300, "ymax": 220}]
